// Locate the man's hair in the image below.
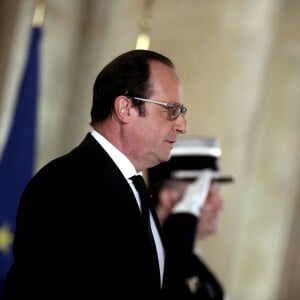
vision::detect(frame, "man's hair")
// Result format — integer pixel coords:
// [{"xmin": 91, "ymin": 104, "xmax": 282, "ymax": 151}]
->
[{"xmin": 90, "ymin": 49, "xmax": 174, "ymax": 124}]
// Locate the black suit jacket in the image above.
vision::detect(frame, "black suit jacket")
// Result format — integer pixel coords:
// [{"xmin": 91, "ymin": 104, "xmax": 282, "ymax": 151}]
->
[
  {"xmin": 3, "ymin": 133, "xmax": 165, "ymax": 299},
  {"xmin": 161, "ymin": 213, "xmax": 225, "ymax": 300}
]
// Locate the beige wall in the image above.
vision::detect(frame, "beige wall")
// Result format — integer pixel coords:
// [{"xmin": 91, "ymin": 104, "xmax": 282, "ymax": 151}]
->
[{"xmin": 1, "ymin": 1, "xmax": 299, "ymax": 299}]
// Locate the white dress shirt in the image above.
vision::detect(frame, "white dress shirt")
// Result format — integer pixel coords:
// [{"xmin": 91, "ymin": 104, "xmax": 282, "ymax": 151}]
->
[{"xmin": 91, "ymin": 130, "xmax": 165, "ymax": 286}]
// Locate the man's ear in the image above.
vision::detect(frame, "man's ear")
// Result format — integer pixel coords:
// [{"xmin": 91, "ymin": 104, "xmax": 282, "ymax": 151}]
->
[{"xmin": 114, "ymin": 95, "xmax": 131, "ymax": 122}]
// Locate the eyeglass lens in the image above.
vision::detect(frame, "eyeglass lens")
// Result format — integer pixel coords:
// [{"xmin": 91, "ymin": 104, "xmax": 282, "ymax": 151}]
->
[{"xmin": 168, "ymin": 106, "xmax": 186, "ymax": 120}]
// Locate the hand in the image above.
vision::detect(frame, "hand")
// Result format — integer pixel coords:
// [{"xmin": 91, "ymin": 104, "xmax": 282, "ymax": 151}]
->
[{"xmin": 172, "ymin": 169, "xmax": 217, "ymax": 217}]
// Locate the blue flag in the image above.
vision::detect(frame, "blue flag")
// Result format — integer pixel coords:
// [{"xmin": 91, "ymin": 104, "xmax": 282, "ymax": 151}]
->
[{"xmin": 0, "ymin": 26, "xmax": 42, "ymax": 294}]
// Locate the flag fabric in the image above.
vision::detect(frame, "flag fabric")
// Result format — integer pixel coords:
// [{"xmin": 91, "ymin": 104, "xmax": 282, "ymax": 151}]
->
[{"xmin": 0, "ymin": 26, "xmax": 42, "ymax": 294}]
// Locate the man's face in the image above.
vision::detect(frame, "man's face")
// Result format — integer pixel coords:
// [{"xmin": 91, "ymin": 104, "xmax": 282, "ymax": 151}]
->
[{"xmin": 126, "ymin": 61, "xmax": 188, "ymax": 171}]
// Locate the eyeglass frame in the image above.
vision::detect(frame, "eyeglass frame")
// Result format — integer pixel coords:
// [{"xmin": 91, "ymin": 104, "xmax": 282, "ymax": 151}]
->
[{"xmin": 126, "ymin": 96, "xmax": 187, "ymax": 120}]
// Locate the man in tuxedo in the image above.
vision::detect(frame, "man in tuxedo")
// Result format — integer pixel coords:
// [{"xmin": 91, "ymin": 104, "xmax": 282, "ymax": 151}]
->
[
  {"xmin": 3, "ymin": 50, "xmax": 188, "ymax": 299},
  {"xmin": 147, "ymin": 136, "xmax": 235, "ymax": 300}
]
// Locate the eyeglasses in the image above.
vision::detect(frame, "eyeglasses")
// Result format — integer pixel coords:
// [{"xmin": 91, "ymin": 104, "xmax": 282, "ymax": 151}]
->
[{"xmin": 127, "ymin": 96, "xmax": 187, "ymax": 121}]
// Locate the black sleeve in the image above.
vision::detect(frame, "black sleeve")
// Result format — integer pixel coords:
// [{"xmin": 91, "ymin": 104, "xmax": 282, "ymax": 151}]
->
[{"xmin": 162, "ymin": 213, "xmax": 199, "ymax": 299}]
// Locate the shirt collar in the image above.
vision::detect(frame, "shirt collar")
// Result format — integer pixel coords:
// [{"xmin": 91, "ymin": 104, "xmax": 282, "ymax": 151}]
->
[{"xmin": 91, "ymin": 130, "xmax": 139, "ymax": 180}]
